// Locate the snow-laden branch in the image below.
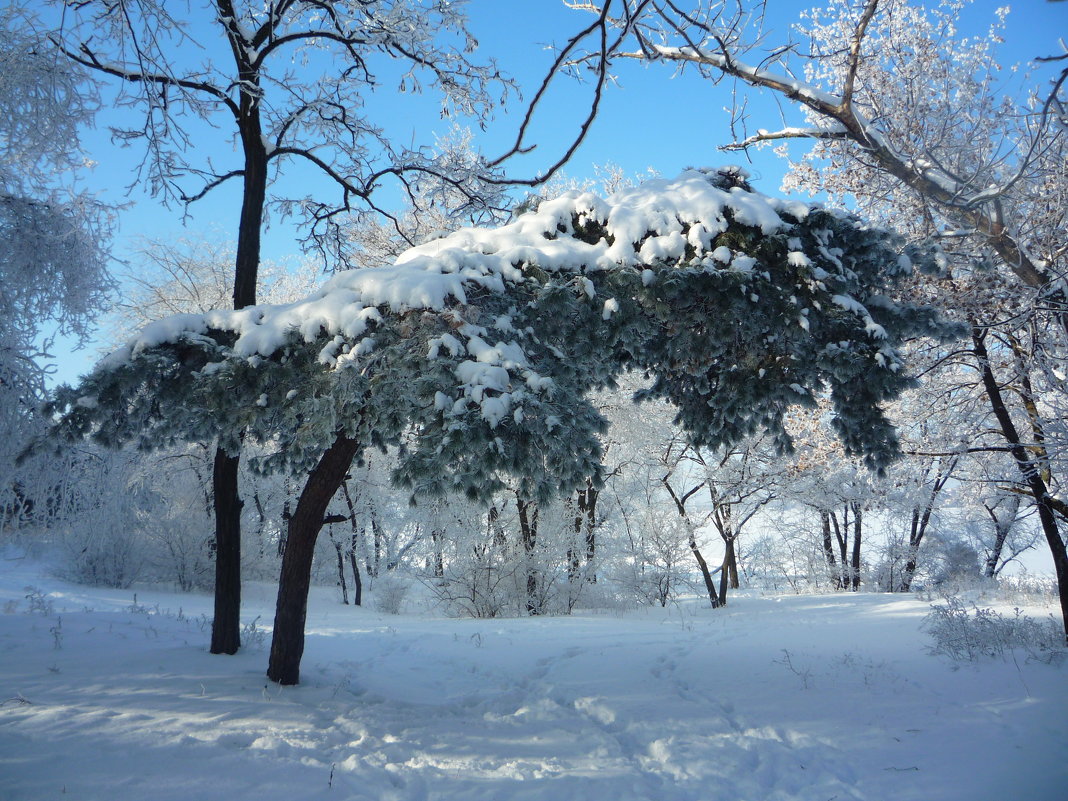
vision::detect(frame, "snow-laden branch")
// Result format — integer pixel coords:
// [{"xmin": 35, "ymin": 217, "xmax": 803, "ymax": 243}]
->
[
  {"xmin": 630, "ymin": 35, "xmax": 1051, "ymax": 292},
  {"xmin": 720, "ymin": 125, "xmax": 850, "ymax": 151}
]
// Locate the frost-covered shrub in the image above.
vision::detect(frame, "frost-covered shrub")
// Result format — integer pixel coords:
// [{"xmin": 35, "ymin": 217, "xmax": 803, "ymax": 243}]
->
[
  {"xmin": 426, "ymin": 542, "xmax": 526, "ymax": 618},
  {"xmin": 996, "ymin": 573, "xmax": 1059, "ymax": 606},
  {"xmin": 607, "ymin": 505, "xmax": 697, "ymax": 607},
  {"xmin": 924, "ymin": 597, "xmax": 1065, "ymax": 663},
  {"xmin": 58, "ymin": 519, "xmax": 146, "ymax": 589},
  {"xmin": 54, "ymin": 454, "xmax": 151, "ymax": 588},
  {"xmin": 23, "ymin": 586, "xmax": 55, "ymax": 615},
  {"xmin": 373, "ymin": 572, "xmax": 410, "ymax": 614}
]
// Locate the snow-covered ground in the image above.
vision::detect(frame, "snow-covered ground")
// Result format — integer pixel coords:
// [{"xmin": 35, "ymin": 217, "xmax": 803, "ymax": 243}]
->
[{"xmin": 2, "ymin": 556, "xmax": 1065, "ymax": 801}]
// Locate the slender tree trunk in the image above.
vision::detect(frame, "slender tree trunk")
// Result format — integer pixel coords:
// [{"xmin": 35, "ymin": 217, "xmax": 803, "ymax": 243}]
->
[
  {"xmin": 209, "ymin": 71, "xmax": 269, "ymax": 654},
  {"xmin": 369, "ymin": 496, "xmax": 383, "ymax": 578},
  {"xmin": 718, "ymin": 537, "xmax": 738, "ymax": 605},
  {"xmin": 850, "ymin": 503, "xmax": 862, "ymax": 591},
  {"xmin": 252, "ymin": 490, "xmax": 267, "ymax": 559},
  {"xmin": 582, "ymin": 483, "xmax": 598, "ymax": 582},
  {"xmin": 820, "ymin": 510, "xmax": 840, "ymax": 590},
  {"xmin": 278, "ymin": 500, "xmax": 290, "ymax": 557},
  {"xmin": 267, "ymin": 434, "xmax": 360, "ymax": 685},
  {"xmin": 662, "ymin": 477, "xmax": 721, "ymax": 608},
  {"xmin": 831, "ymin": 511, "xmax": 848, "ymax": 590},
  {"xmin": 210, "ymin": 449, "xmax": 242, "ymax": 654},
  {"xmin": 349, "ymin": 548, "xmax": 363, "ymax": 607},
  {"xmin": 973, "ymin": 327, "xmax": 1068, "ymax": 644},
  {"xmin": 568, "ymin": 496, "xmax": 582, "ymax": 584},
  {"xmin": 340, "ymin": 479, "xmax": 363, "ymax": 606},
  {"xmin": 518, "ymin": 497, "xmax": 540, "ymax": 615},
  {"xmin": 334, "ymin": 537, "xmax": 349, "ymax": 604},
  {"xmin": 689, "ymin": 530, "xmax": 721, "ymax": 608}
]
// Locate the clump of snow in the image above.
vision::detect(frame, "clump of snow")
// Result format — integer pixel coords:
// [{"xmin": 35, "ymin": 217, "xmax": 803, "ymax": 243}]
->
[
  {"xmin": 90, "ymin": 169, "xmax": 920, "ymax": 431},
  {"xmin": 102, "ymin": 170, "xmax": 818, "ymax": 371}
]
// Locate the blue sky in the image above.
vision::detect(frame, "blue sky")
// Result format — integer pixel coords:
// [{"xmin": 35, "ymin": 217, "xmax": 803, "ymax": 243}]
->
[{"xmin": 50, "ymin": 0, "xmax": 1068, "ymax": 384}]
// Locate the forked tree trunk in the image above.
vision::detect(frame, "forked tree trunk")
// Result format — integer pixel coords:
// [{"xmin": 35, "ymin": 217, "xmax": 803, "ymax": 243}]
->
[
  {"xmin": 210, "ymin": 449, "xmax": 242, "ymax": 654},
  {"xmin": 661, "ymin": 476, "xmax": 721, "ymax": 608},
  {"xmin": 267, "ymin": 434, "xmax": 360, "ymax": 685},
  {"xmin": 718, "ymin": 536, "xmax": 739, "ymax": 605},
  {"xmin": 983, "ymin": 494, "xmax": 1021, "ymax": 578}
]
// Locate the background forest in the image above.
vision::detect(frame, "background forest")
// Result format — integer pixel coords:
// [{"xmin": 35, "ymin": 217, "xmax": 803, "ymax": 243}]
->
[{"xmin": 2, "ymin": 0, "xmax": 1067, "ymax": 683}]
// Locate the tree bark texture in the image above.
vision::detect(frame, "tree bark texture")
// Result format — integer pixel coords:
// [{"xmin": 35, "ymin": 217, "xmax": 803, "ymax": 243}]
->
[
  {"xmin": 267, "ymin": 434, "xmax": 361, "ymax": 685},
  {"xmin": 209, "ymin": 50, "xmax": 269, "ymax": 655},
  {"xmin": 210, "ymin": 449, "xmax": 242, "ymax": 654}
]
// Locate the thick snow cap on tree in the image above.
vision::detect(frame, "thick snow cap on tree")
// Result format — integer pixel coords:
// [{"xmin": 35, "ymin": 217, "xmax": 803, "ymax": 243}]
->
[
  {"xmin": 103, "ymin": 168, "xmax": 878, "ymax": 377},
  {"xmin": 62, "ymin": 168, "xmax": 957, "ymax": 493}
]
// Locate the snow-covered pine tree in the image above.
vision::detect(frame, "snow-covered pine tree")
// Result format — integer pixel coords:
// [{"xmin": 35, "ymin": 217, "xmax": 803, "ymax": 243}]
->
[{"xmin": 47, "ymin": 168, "xmax": 961, "ymax": 683}]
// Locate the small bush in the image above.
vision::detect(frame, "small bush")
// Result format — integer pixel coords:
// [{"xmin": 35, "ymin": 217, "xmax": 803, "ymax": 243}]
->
[
  {"xmin": 924, "ymin": 597, "xmax": 1065, "ymax": 663},
  {"xmin": 23, "ymin": 586, "xmax": 54, "ymax": 615},
  {"xmin": 373, "ymin": 573, "xmax": 410, "ymax": 614}
]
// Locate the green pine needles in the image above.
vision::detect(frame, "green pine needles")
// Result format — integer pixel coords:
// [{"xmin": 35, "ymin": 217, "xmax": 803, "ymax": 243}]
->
[{"xmin": 49, "ymin": 169, "xmax": 962, "ymax": 500}]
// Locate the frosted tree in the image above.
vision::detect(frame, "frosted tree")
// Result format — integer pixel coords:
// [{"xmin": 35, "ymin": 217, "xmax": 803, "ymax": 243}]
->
[
  {"xmin": 0, "ymin": 10, "xmax": 111, "ymax": 535},
  {"xmin": 48, "ymin": 0, "xmax": 513, "ymax": 654},
  {"xmin": 566, "ymin": 0, "xmax": 1068, "ymax": 642},
  {"xmin": 48, "ymin": 169, "xmax": 958, "ymax": 682}
]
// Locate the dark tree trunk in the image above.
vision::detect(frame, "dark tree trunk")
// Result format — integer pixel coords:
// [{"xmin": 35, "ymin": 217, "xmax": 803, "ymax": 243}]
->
[
  {"xmin": 208, "ymin": 56, "xmax": 269, "ymax": 654},
  {"xmin": 820, "ymin": 511, "xmax": 840, "ymax": 590},
  {"xmin": 267, "ymin": 434, "xmax": 360, "ymax": 685},
  {"xmin": 973, "ymin": 327, "xmax": 1068, "ymax": 644},
  {"xmin": 210, "ymin": 449, "xmax": 242, "ymax": 655},
  {"xmin": 518, "ymin": 497, "xmax": 540, "ymax": 615},
  {"xmin": 333, "ymin": 536, "xmax": 349, "ymax": 605},
  {"xmin": 349, "ymin": 549, "xmax": 363, "ymax": 607},
  {"xmin": 568, "ymin": 495, "xmax": 582, "ymax": 584},
  {"xmin": 850, "ymin": 502, "xmax": 862, "ymax": 591},
  {"xmin": 580, "ymin": 482, "xmax": 599, "ymax": 582},
  {"xmin": 661, "ymin": 476, "xmax": 721, "ymax": 608},
  {"xmin": 689, "ymin": 531, "xmax": 721, "ymax": 608},
  {"xmin": 901, "ymin": 509, "xmax": 922, "ymax": 593},
  {"xmin": 340, "ymin": 479, "xmax": 364, "ymax": 606},
  {"xmin": 900, "ymin": 457, "xmax": 955, "ymax": 593},
  {"xmin": 279, "ymin": 500, "xmax": 290, "ymax": 557},
  {"xmin": 830, "ymin": 510, "xmax": 848, "ymax": 590},
  {"xmin": 369, "ymin": 496, "xmax": 383, "ymax": 578}
]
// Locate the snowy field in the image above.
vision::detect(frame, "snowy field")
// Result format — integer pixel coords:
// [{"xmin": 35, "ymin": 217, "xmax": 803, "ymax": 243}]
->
[{"xmin": 2, "ymin": 556, "xmax": 1066, "ymax": 801}]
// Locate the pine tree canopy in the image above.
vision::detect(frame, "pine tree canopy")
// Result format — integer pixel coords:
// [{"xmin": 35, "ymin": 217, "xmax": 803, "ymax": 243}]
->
[{"xmin": 49, "ymin": 168, "xmax": 962, "ymax": 500}]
